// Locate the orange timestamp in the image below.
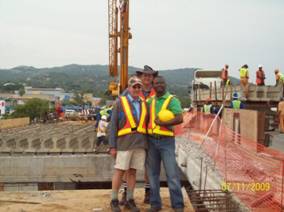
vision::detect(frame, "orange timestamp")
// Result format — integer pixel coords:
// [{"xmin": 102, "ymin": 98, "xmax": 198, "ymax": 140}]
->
[{"xmin": 221, "ymin": 181, "xmax": 271, "ymax": 192}]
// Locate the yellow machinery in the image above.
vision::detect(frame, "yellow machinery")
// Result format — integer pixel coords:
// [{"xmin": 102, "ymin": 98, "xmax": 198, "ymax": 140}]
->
[{"xmin": 108, "ymin": 0, "xmax": 131, "ymax": 96}]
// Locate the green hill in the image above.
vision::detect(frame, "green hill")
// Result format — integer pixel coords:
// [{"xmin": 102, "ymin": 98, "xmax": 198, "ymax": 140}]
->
[{"xmin": 0, "ymin": 65, "xmax": 195, "ymax": 96}]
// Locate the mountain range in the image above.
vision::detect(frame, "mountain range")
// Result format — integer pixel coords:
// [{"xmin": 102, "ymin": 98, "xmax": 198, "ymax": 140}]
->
[
  {"xmin": 0, "ymin": 64, "xmax": 238, "ymax": 106},
  {"xmin": 0, "ymin": 64, "xmax": 195, "ymax": 95}
]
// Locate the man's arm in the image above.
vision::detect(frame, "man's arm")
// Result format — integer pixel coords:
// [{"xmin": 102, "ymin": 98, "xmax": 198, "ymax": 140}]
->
[
  {"xmin": 108, "ymin": 101, "xmax": 119, "ymax": 149},
  {"xmin": 155, "ymin": 96, "xmax": 183, "ymax": 126},
  {"xmin": 155, "ymin": 113, "xmax": 183, "ymax": 127}
]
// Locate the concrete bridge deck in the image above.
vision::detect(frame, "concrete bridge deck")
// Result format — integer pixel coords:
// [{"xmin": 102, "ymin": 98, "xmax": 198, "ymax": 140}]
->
[{"xmin": 0, "ymin": 188, "xmax": 194, "ymax": 212}]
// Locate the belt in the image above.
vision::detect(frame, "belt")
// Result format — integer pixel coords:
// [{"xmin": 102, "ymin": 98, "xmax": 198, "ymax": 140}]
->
[{"xmin": 148, "ymin": 134, "xmax": 171, "ymax": 140}]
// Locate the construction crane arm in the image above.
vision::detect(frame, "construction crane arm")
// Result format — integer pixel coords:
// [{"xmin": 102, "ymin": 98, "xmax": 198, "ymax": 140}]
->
[{"xmin": 108, "ymin": 0, "xmax": 131, "ymax": 96}]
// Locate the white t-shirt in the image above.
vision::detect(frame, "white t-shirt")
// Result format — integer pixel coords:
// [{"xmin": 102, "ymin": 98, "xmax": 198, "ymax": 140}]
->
[{"xmin": 97, "ymin": 120, "xmax": 108, "ymax": 137}]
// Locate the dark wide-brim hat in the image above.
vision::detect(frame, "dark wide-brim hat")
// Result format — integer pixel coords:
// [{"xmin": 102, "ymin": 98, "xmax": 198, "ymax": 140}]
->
[{"xmin": 136, "ymin": 65, "xmax": 158, "ymax": 76}]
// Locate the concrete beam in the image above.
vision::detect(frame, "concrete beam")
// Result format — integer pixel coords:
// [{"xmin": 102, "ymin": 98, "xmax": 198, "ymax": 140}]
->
[{"xmin": 0, "ymin": 154, "xmax": 167, "ymax": 183}]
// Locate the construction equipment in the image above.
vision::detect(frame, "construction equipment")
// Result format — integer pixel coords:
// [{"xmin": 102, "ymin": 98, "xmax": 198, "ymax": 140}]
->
[{"xmin": 108, "ymin": 0, "xmax": 131, "ymax": 96}]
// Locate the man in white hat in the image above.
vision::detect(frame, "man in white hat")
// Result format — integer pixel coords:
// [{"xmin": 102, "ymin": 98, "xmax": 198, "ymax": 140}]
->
[
  {"xmin": 121, "ymin": 65, "xmax": 158, "ymax": 205},
  {"xmin": 95, "ymin": 115, "xmax": 109, "ymax": 151},
  {"xmin": 109, "ymin": 76, "xmax": 147, "ymax": 212}
]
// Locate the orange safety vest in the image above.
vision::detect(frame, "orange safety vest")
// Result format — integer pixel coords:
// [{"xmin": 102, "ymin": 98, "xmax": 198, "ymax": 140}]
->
[
  {"xmin": 117, "ymin": 96, "xmax": 147, "ymax": 136},
  {"xmin": 139, "ymin": 88, "xmax": 156, "ymax": 101},
  {"xmin": 147, "ymin": 95, "xmax": 174, "ymax": 136}
]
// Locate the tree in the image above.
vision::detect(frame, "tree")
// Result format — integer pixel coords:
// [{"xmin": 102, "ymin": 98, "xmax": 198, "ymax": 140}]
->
[
  {"xmin": 179, "ymin": 96, "xmax": 191, "ymax": 108},
  {"xmin": 19, "ymin": 87, "xmax": 25, "ymax": 96},
  {"xmin": 11, "ymin": 98, "xmax": 49, "ymax": 120}
]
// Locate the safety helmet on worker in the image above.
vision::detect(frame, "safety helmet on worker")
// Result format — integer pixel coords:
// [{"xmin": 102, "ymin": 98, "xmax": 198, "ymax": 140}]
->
[
  {"xmin": 258, "ymin": 64, "xmax": 263, "ymax": 68},
  {"xmin": 233, "ymin": 92, "xmax": 239, "ymax": 100}
]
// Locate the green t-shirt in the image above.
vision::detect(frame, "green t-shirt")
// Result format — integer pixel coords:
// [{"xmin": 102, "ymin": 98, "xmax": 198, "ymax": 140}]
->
[{"xmin": 148, "ymin": 91, "xmax": 183, "ymax": 115}]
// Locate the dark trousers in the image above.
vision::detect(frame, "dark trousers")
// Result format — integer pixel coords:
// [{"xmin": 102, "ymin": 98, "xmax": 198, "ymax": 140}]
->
[
  {"xmin": 146, "ymin": 136, "xmax": 184, "ymax": 209},
  {"xmin": 96, "ymin": 136, "xmax": 107, "ymax": 147}
]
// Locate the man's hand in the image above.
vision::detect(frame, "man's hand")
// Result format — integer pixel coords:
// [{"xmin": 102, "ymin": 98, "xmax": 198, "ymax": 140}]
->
[
  {"xmin": 154, "ymin": 117, "xmax": 164, "ymax": 126},
  {"xmin": 109, "ymin": 148, "xmax": 117, "ymax": 158},
  {"xmin": 154, "ymin": 114, "xmax": 183, "ymax": 127}
]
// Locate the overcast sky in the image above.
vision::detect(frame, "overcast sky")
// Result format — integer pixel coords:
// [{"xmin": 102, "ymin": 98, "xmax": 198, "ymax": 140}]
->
[{"xmin": 0, "ymin": 0, "xmax": 283, "ymax": 84}]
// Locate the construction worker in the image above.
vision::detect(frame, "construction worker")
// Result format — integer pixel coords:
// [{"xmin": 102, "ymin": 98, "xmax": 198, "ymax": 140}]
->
[
  {"xmin": 230, "ymin": 92, "xmax": 245, "ymax": 109},
  {"xmin": 203, "ymin": 98, "xmax": 213, "ymax": 114},
  {"xmin": 95, "ymin": 115, "xmax": 109, "ymax": 151},
  {"xmin": 221, "ymin": 64, "xmax": 230, "ymax": 86},
  {"xmin": 96, "ymin": 105, "xmax": 113, "ymax": 129},
  {"xmin": 278, "ymin": 98, "xmax": 284, "ymax": 133},
  {"xmin": 275, "ymin": 69, "xmax": 284, "ymax": 86},
  {"xmin": 239, "ymin": 64, "xmax": 249, "ymax": 99},
  {"xmin": 256, "ymin": 65, "xmax": 265, "ymax": 86},
  {"xmin": 146, "ymin": 76, "xmax": 184, "ymax": 212},
  {"xmin": 137, "ymin": 65, "xmax": 158, "ymax": 101},
  {"xmin": 109, "ymin": 76, "xmax": 147, "ymax": 212},
  {"xmin": 120, "ymin": 65, "xmax": 158, "ymax": 205},
  {"xmin": 202, "ymin": 98, "xmax": 212, "ymax": 132}
]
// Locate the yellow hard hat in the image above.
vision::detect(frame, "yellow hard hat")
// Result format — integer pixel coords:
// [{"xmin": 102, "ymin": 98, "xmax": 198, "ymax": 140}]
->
[{"xmin": 158, "ymin": 109, "xmax": 175, "ymax": 122}]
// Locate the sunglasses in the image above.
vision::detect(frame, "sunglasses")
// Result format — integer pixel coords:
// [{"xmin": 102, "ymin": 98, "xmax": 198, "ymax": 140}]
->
[{"xmin": 132, "ymin": 84, "xmax": 142, "ymax": 89}]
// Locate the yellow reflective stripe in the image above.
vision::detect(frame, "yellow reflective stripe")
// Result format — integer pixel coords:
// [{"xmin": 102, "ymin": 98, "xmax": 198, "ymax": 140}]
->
[
  {"xmin": 149, "ymin": 95, "xmax": 174, "ymax": 136},
  {"xmin": 121, "ymin": 96, "xmax": 136, "ymax": 128},
  {"xmin": 161, "ymin": 95, "xmax": 173, "ymax": 110},
  {"xmin": 153, "ymin": 128, "xmax": 174, "ymax": 136},
  {"xmin": 118, "ymin": 128, "xmax": 132, "ymax": 136},
  {"xmin": 137, "ymin": 100, "xmax": 146, "ymax": 133},
  {"xmin": 151, "ymin": 98, "xmax": 156, "ymax": 131},
  {"xmin": 118, "ymin": 96, "xmax": 147, "ymax": 136}
]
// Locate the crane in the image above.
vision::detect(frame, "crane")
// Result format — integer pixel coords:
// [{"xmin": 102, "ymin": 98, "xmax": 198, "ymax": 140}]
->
[{"xmin": 108, "ymin": 0, "xmax": 131, "ymax": 96}]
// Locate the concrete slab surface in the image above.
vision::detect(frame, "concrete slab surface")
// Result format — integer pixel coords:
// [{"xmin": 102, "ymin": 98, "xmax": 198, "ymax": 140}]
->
[
  {"xmin": 0, "ymin": 188, "xmax": 194, "ymax": 212},
  {"xmin": 269, "ymin": 131, "xmax": 284, "ymax": 152}
]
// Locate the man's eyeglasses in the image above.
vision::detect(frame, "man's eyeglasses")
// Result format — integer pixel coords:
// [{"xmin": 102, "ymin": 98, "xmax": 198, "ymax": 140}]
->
[{"xmin": 132, "ymin": 85, "xmax": 142, "ymax": 89}]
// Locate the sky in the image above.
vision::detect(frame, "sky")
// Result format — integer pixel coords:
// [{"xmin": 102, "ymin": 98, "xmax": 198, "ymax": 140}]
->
[{"xmin": 0, "ymin": 0, "xmax": 284, "ymax": 85}]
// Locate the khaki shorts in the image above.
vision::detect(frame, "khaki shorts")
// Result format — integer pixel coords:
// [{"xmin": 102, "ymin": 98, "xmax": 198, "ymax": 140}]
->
[{"xmin": 114, "ymin": 149, "xmax": 146, "ymax": 171}]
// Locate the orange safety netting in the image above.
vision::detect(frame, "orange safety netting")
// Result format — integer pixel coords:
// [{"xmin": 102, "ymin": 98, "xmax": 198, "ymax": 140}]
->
[{"xmin": 175, "ymin": 111, "xmax": 284, "ymax": 212}]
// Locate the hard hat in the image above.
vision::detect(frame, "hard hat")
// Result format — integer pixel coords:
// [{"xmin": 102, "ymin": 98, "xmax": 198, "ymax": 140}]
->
[
  {"xmin": 158, "ymin": 109, "xmax": 175, "ymax": 122},
  {"xmin": 258, "ymin": 64, "xmax": 263, "ymax": 68},
  {"xmin": 101, "ymin": 115, "xmax": 107, "ymax": 121},
  {"xmin": 233, "ymin": 92, "xmax": 239, "ymax": 99}
]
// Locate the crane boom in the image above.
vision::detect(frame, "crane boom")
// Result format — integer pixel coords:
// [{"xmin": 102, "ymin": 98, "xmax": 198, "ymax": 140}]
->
[
  {"xmin": 108, "ymin": 0, "xmax": 131, "ymax": 95},
  {"xmin": 108, "ymin": 0, "xmax": 118, "ymax": 77}
]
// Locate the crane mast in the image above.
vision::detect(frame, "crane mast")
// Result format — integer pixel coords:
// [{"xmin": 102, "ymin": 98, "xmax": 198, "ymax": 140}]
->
[{"xmin": 108, "ymin": 0, "xmax": 131, "ymax": 95}]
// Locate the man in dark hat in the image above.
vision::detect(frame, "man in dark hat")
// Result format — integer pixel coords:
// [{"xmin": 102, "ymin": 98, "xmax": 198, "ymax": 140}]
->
[{"xmin": 136, "ymin": 65, "xmax": 158, "ymax": 101}]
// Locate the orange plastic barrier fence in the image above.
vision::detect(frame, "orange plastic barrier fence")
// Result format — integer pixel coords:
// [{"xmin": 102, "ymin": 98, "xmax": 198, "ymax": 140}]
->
[{"xmin": 175, "ymin": 111, "xmax": 284, "ymax": 211}]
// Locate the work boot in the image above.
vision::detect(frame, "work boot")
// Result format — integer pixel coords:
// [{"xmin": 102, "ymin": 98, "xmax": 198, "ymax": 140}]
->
[
  {"xmin": 144, "ymin": 189, "xmax": 150, "ymax": 204},
  {"xmin": 125, "ymin": 199, "xmax": 140, "ymax": 212},
  {"xmin": 110, "ymin": 199, "xmax": 121, "ymax": 212},
  {"xmin": 119, "ymin": 191, "xmax": 127, "ymax": 206}
]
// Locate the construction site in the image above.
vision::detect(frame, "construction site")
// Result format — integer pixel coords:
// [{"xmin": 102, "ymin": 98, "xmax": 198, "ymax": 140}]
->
[
  {"xmin": 1, "ymin": 87, "xmax": 284, "ymax": 211},
  {"xmin": 1, "ymin": 0, "xmax": 284, "ymax": 212}
]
